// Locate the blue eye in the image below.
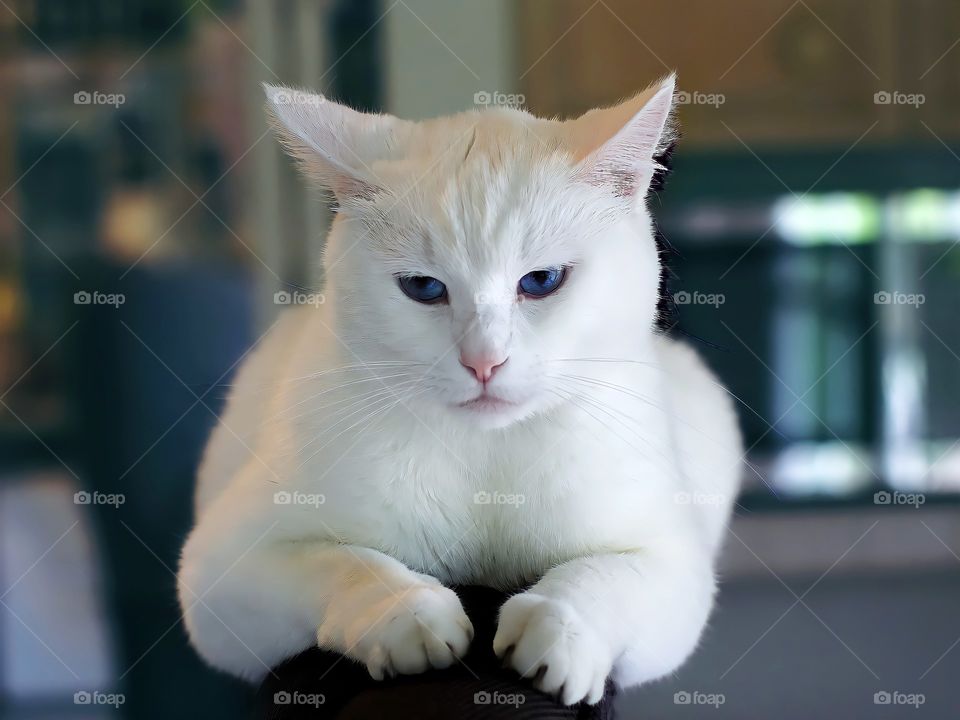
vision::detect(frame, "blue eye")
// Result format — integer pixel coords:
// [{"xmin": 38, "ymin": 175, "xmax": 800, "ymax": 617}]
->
[
  {"xmin": 518, "ymin": 267, "xmax": 566, "ymax": 298},
  {"xmin": 398, "ymin": 275, "xmax": 447, "ymax": 303}
]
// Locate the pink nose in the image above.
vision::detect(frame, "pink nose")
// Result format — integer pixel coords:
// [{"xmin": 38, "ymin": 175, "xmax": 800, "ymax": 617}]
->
[{"xmin": 459, "ymin": 354, "xmax": 507, "ymax": 383}]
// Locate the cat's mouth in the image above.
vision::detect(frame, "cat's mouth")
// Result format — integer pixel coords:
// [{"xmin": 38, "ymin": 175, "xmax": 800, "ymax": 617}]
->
[{"xmin": 457, "ymin": 393, "xmax": 517, "ymax": 413}]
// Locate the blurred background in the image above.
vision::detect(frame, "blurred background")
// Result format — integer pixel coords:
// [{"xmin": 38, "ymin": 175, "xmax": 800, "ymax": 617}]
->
[{"xmin": 0, "ymin": 0, "xmax": 958, "ymax": 717}]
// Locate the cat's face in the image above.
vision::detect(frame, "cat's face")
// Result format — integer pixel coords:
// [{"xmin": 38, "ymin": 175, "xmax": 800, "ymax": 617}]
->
[{"xmin": 267, "ymin": 78, "xmax": 675, "ymax": 429}]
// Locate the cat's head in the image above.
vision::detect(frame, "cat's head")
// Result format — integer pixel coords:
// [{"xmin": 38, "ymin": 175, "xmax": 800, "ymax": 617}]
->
[{"xmin": 265, "ymin": 77, "xmax": 676, "ymax": 430}]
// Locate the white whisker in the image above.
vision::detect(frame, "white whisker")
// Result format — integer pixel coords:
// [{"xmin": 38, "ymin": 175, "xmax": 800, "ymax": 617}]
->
[
  {"xmin": 293, "ymin": 389, "xmax": 414, "ymax": 457},
  {"xmin": 257, "ymin": 373, "xmax": 420, "ymax": 429},
  {"xmin": 552, "ymin": 379, "xmax": 674, "ymax": 468},
  {"xmin": 261, "ymin": 380, "xmax": 423, "ymax": 437}
]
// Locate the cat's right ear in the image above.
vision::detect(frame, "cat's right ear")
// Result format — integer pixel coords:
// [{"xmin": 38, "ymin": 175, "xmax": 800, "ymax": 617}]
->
[
  {"xmin": 567, "ymin": 74, "xmax": 677, "ymax": 204},
  {"xmin": 263, "ymin": 84, "xmax": 398, "ymax": 204}
]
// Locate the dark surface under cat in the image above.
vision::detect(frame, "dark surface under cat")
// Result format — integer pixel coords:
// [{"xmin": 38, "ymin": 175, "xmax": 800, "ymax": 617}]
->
[{"xmin": 256, "ymin": 585, "xmax": 616, "ymax": 720}]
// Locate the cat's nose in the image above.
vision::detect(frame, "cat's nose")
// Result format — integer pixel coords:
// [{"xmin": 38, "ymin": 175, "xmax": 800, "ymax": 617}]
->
[{"xmin": 459, "ymin": 354, "xmax": 507, "ymax": 384}]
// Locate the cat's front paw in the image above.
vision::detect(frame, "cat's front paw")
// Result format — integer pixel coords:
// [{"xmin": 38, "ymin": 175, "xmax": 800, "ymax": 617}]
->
[
  {"xmin": 320, "ymin": 584, "xmax": 473, "ymax": 680},
  {"xmin": 494, "ymin": 592, "xmax": 612, "ymax": 705}
]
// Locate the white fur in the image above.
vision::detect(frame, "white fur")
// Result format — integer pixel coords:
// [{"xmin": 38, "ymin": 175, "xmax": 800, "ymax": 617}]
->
[{"xmin": 177, "ymin": 75, "xmax": 742, "ymax": 705}]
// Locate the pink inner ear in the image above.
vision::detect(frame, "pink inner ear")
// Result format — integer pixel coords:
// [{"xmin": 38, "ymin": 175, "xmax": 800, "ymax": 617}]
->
[
  {"xmin": 574, "ymin": 125, "xmax": 657, "ymax": 199},
  {"xmin": 569, "ymin": 78, "xmax": 676, "ymax": 199},
  {"xmin": 334, "ymin": 174, "xmax": 381, "ymax": 202},
  {"xmin": 578, "ymin": 159, "xmax": 645, "ymax": 198}
]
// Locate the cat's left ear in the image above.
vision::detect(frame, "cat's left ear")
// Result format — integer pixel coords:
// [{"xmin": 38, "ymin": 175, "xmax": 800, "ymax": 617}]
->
[
  {"xmin": 263, "ymin": 84, "xmax": 404, "ymax": 204},
  {"xmin": 568, "ymin": 74, "xmax": 676, "ymax": 202}
]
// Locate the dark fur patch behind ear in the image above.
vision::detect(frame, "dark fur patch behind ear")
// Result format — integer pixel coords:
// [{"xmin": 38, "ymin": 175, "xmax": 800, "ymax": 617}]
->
[
  {"xmin": 649, "ymin": 139, "xmax": 676, "ymax": 195},
  {"xmin": 648, "ymin": 139, "xmax": 678, "ymax": 334}
]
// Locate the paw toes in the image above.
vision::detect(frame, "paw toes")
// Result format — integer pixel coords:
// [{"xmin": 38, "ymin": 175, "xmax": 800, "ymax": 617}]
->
[
  {"xmin": 391, "ymin": 639, "xmax": 429, "ymax": 675},
  {"xmin": 496, "ymin": 643, "xmax": 515, "ymax": 665},
  {"xmin": 356, "ymin": 585, "xmax": 474, "ymax": 679},
  {"xmin": 495, "ymin": 592, "xmax": 613, "ymax": 706},
  {"xmin": 447, "ymin": 621, "xmax": 473, "ymax": 658},
  {"xmin": 560, "ymin": 672, "xmax": 589, "ymax": 706},
  {"xmin": 423, "ymin": 633, "xmax": 455, "ymax": 669},
  {"xmin": 538, "ymin": 660, "xmax": 568, "ymax": 694},
  {"xmin": 365, "ymin": 645, "xmax": 392, "ymax": 681},
  {"xmin": 585, "ymin": 675, "xmax": 606, "ymax": 705}
]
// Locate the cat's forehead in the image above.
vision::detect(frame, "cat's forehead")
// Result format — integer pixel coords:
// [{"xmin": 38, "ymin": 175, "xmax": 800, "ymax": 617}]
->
[
  {"xmin": 390, "ymin": 111, "xmax": 566, "ymax": 203},
  {"xmin": 370, "ymin": 111, "xmax": 596, "ymax": 270},
  {"xmin": 412, "ymin": 109, "xmax": 564, "ymax": 167}
]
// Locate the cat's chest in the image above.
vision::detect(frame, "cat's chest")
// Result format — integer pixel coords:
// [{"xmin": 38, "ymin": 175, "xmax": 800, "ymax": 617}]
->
[
  {"xmin": 305, "ymin": 399, "xmax": 674, "ymax": 584},
  {"xmin": 360, "ymin": 432, "xmax": 659, "ymax": 586},
  {"xmin": 381, "ymin": 479, "xmax": 577, "ymax": 587}
]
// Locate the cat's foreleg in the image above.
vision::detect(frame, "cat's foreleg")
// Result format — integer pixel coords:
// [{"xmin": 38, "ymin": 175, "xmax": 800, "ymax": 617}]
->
[
  {"xmin": 494, "ymin": 544, "xmax": 713, "ymax": 705},
  {"xmin": 178, "ymin": 528, "xmax": 473, "ymax": 681}
]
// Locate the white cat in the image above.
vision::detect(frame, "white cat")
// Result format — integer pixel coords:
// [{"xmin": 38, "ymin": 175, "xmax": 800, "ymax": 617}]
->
[{"xmin": 177, "ymin": 75, "xmax": 742, "ymax": 706}]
